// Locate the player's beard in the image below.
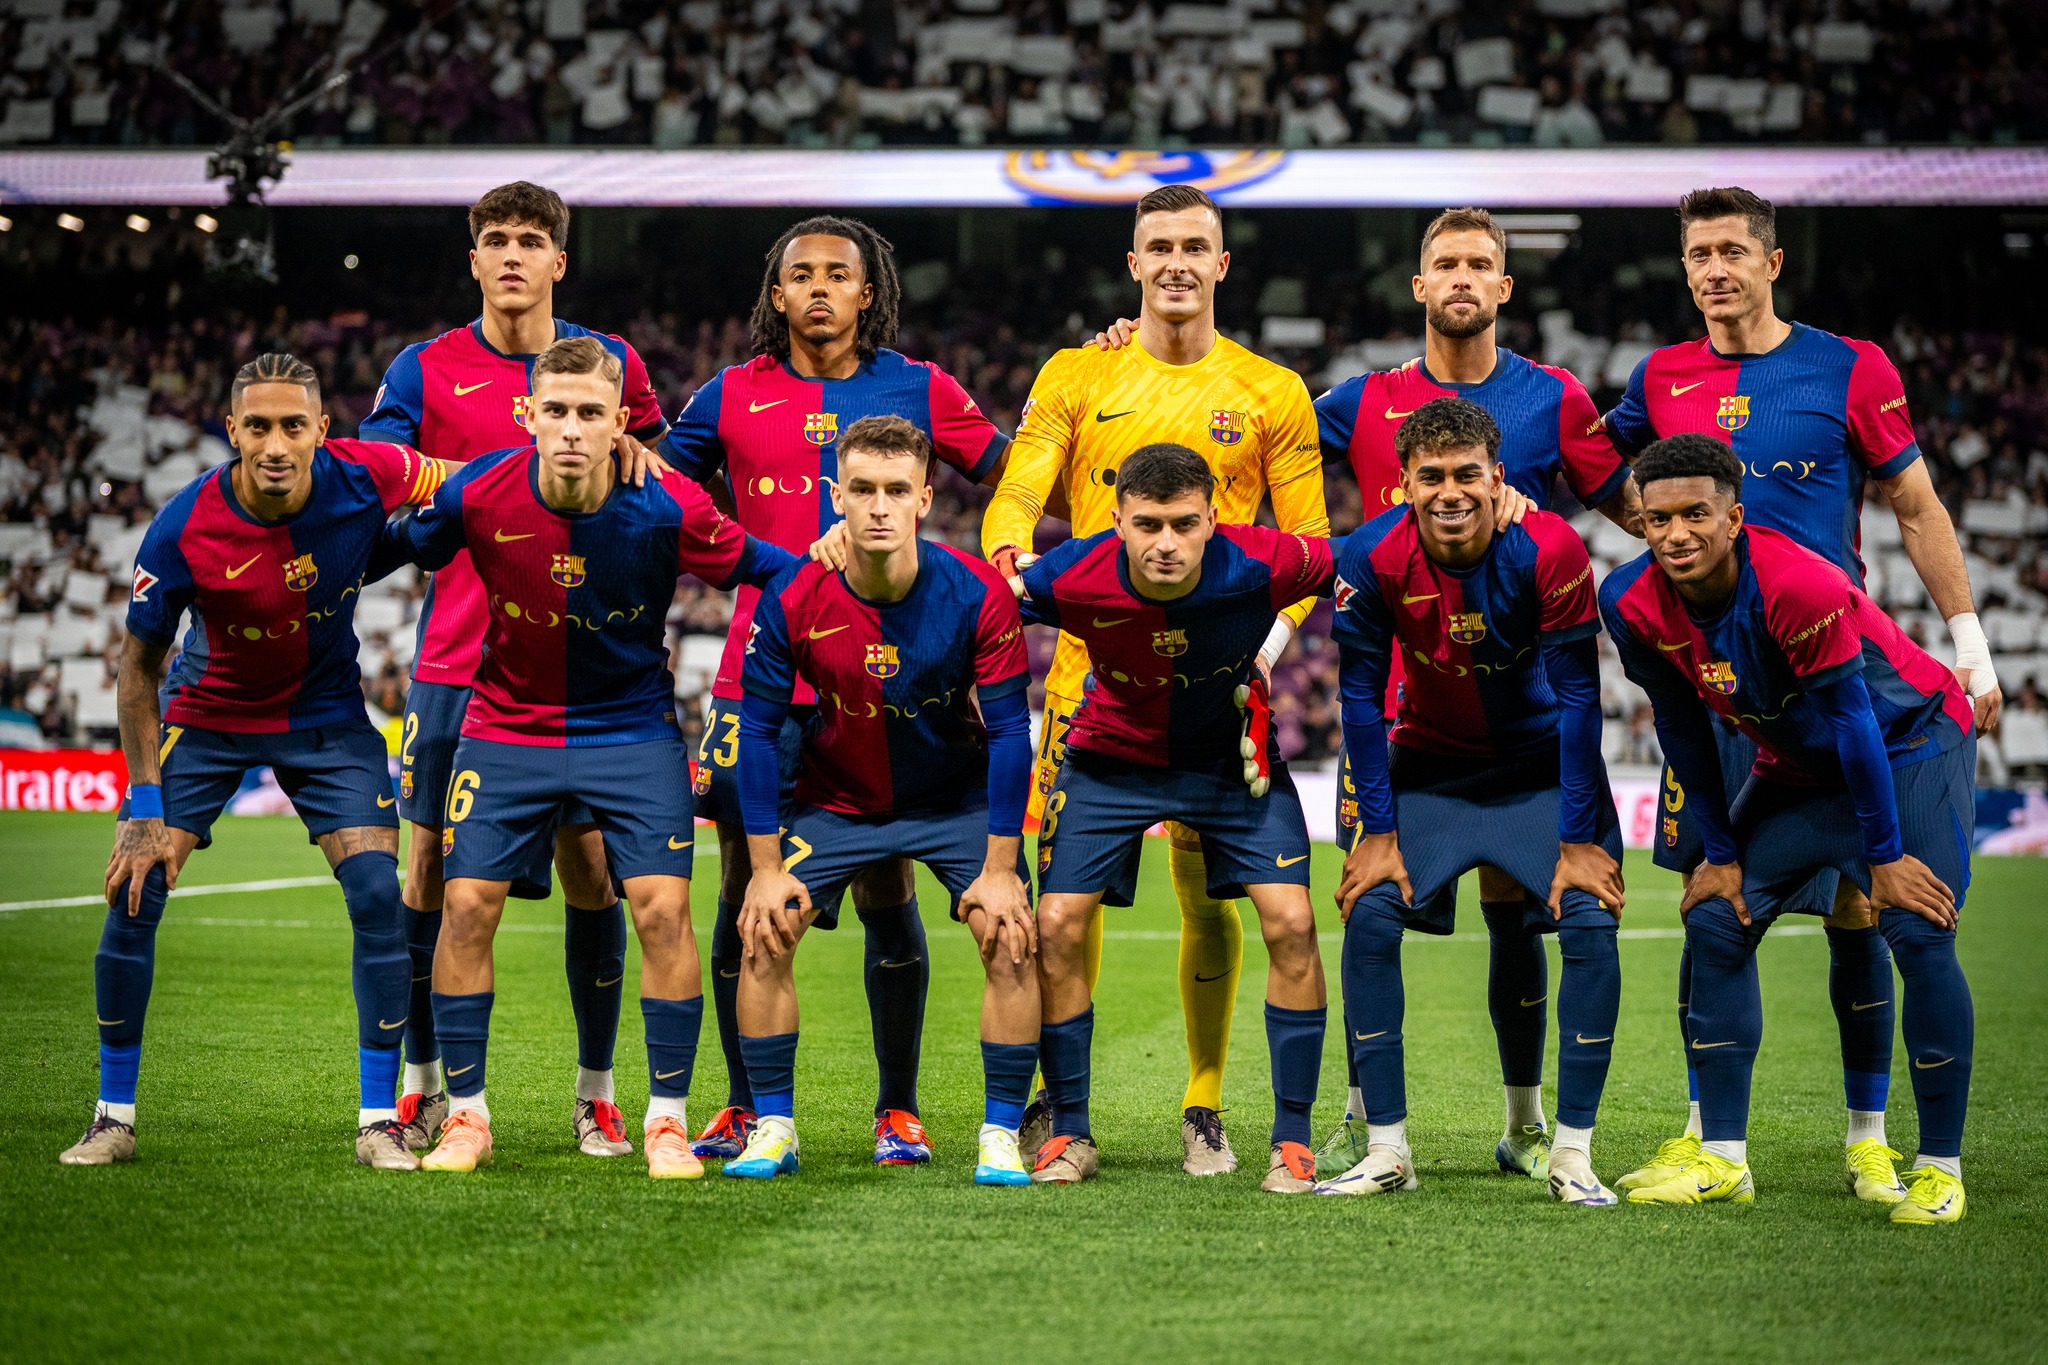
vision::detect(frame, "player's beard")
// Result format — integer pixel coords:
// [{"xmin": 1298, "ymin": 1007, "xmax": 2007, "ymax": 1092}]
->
[{"xmin": 1427, "ymin": 297, "xmax": 1495, "ymax": 340}]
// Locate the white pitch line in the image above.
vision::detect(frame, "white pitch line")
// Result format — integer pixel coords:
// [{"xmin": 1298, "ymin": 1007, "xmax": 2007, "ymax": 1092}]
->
[{"xmin": 1105, "ymin": 924, "xmax": 1821, "ymax": 943}]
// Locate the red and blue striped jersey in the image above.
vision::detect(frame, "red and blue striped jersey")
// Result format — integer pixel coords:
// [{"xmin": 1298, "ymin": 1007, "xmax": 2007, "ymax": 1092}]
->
[
  {"xmin": 128, "ymin": 439, "xmax": 441, "ymax": 733},
  {"xmin": 1601, "ymin": 323, "xmax": 1918, "ymax": 582},
  {"xmin": 1017, "ymin": 523, "xmax": 1334, "ymax": 769},
  {"xmin": 1316, "ymin": 350, "xmax": 1628, "ymax": 519},
  {"xmin": 361, "ymin": 319, "xmax": 667, "ymax": 689},
  {"xmin": 389, "ymin": 448, "xmax": 789, "ymax": 747},
  {"xmin": 1600, "ymin": 527, "xmax": 1970, "ymax": 786},
  {"xmin": 740, "ymin": 541, "xmax": 1029, "ymax": 818},
  {"xmin": 1330, "ymin": 508, "xmax": 1599, "ymax": 759},
  {"xmin": 659, "ymin": 349, "xmax": 1007, "ymax": 704}
]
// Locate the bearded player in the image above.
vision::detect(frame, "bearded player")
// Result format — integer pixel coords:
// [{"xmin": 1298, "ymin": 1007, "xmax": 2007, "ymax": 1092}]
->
[{"xmin": 981, "ymin": 184, "xmax": 1328, "ymax": 1176}]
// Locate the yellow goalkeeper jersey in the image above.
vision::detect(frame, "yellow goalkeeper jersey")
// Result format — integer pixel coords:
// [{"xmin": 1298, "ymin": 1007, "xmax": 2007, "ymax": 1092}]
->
[{"xmin": 981, "ymin": 334, "xmax": 1328, "ymax": 704}]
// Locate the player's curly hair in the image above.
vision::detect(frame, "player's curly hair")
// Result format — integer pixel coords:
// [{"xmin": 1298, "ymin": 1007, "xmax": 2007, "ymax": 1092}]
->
[
  {"xmin": 1116, "ymin": 443, "xmax": 1214, "ymax": 504},
  {"xmin": 1635, "ymin": 432, "xmax": 1743, "ymax": 499},
  {"xmin": 749, "ymin": 216, "xmax": 901, "ymax": 367},
  {"xmin": 231, "ymin": 352, "xmax": 321, "ymax": 406},
  {"xmin": 1393, "ymin": 397, "xmax": 1500, "ymax": 465},
  {"xmin": 1678, "ymin": 186, "xmax": 1776, "ymax": 255}
]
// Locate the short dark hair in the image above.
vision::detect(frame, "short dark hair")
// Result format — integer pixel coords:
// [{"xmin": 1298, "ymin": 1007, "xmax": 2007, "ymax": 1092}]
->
[
  {"xmin": 232, "ymin": 352, "xmax": 319, "ymax": 406},
  {"xmin": 1116, "ymin": 442, "xmax": 1214, "ymax": 504},
  {"xmin": 469, "ymin": 181, "xmax": 569, "ymax": 249},
  {"xmin": 1393, "ymin": 397, "xmax": 1500, "ymax": 466},
  {"xmin": 749, "ymin": 215, "xmax": 902, "ymax": 367},
  {"xmin": 837, "ymin": 414, "xmax": 931, "ymax": 470},
  {"xmin": 1419, "ymin": 207, "xmax": 1507, "ymax": 266},
  {"xmin": 1678, "ymin": 186, "xmax": 1776, "ymax": 255},
  {"xmin": 532, "ymin": 335, "xmax": 622, "ymax": 392},
  {"xmin": 1135, "ymin": 184, "xmax": 1221, "ymax": 230},
  {"xmin": 1635, "ymin": 433, "xmax": 1743, "ymax": 499}
]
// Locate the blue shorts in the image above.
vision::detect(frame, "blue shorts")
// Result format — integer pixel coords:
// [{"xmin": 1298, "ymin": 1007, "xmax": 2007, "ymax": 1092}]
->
[
  {"xmin": 693, "ymin": 694, "xmax": 811, "ymax": 827},
  {"xmin": 403, "ymin": 680, "xmax": 594, "ymax": 830},
  {"xmin": 1655, "ymin": 724, "xmax": 1839, "ymax": 915},
  {"xmin": 1038, "ymin": 749, "xmax": 1311, "ymax": 907},
  {"xmin": 123, "ymin": 718, "xmax": 397, "ymax": 848},
  {"xmin": 441, "ymin": 736, "xmax": 696, "ymax": 886},
  {"xmin": 777, "ymin": 799, "xmax": 1030, "ymax": 930},
  {"xmin": 1730, "ymin": 736, "xmax": 1974, "ymax": 926}
]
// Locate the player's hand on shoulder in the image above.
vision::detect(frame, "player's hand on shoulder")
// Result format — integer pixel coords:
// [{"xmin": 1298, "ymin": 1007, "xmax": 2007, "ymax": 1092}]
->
[
  {"xmin": 614, "ymin": 432, "xmax": 672, "ymax": 488},
  {"xmin": 1869, "ymin": 855, "xmax": 1957, "ymax": 930},
  {"xmin": 989, "ymin": 546, "xmax": 1038, "ymax": 598},
  {"xmin": 1680, "ymin": 860, "xmax": 1748, "ymax": 924},
  {"xmin": 809, "ymin": 521, "xmax": 851, "ymax": 572},
  {"xmin": 105, "ymin": 817, "xmax": 178, "ymax": 917},
  {"xmin": 1089, "ymin": 317, "xmax": 1138, "ymax": 351},
  {"xmin": 740, "ymin": 870, "xmax": 810, "ymax": 959},
  {"xmin": 1337, "ymin": 831, "xmax": 1409, "ymax": 921},
  {"xmin": 1492, "ymin": 482, "xmax": 1532, "ymax": 531},
  {"xmin": 1550, "ymin": 841, "xmax": 1625, "ymax": 921}
]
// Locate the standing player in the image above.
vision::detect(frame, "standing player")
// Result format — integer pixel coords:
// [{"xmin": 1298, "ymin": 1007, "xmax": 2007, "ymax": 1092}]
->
[
  {"xmin": 724, "ymin": 416, "xmax": 1040, "ymax": 1186},
  {"xmin": 360, "ymin": 181, "xmax": 674, "ymax": 1159},
  {"xmin": 1601, "ymin": 435, "xmax": 1976, "ymax": 1224},
  {"xmin": 1018, "ymin": 443, "xmax": 1332, "ymax": 1192},
  {"xmin": 659, "ymin": 216, "xmax": 1009, "ymax": 1165},
  {"xmin": 982, "ymin": 184, "xmax": 1330, "ymax": 1176},
  {"xmin": 1320, "ymin": 399, "xmax": 1625, "ymax": 1205},
  {"xmin": 379, "ymin": 337, "xmax": 793, "ymax": 1177},
  {"xmin": 60, "ymin": 354, "xmax": 446, "ymax": 1170},
  {"xmin": 1602, "ymin": 187, "xmax": 1997, "ymax": 1198}
]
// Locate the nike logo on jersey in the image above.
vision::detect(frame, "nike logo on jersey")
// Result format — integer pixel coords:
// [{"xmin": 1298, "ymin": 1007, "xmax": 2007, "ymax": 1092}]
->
[
  {"xmin": 1401, "ymin": 592, "xmax": 1439, "ymax": 604},
  {"xmin": 1091, "ymin": 617, "xmax": 1131, "ymax": 628},
  {"xmin": 1851, "ymin": 999, "xmax": 1889, "ymax": 1011},
  {"xmin": 807, "ymin": 625, "xmax": 850, "ymax": 639},
  {"xmin": 494, "ymin": 529, "xmax": 535, "ymax": 542},
  {"xmin": 1914, "ymin": 1055, "xmax": 1953, "ymax": 1069},
  {"xmin": 1657, "ymin": 640, "xmax": 1691, "ymax": 651},
  {"xmin": 1669, "ymin": 381, "xmax": 1705, "ymax": 397},
  {"xmin": 1353, "ymin": 1030, "xmax": 1387, "ymax": 1041},
  {"xmin": 1691, "ymin": 1039, "xmax": 1736, "ymax": 1049},
  {"xmin": 749, "ymin": 398, "xmax": 788, "ymax": 412},
  {"xmin": 1095, "ymin": 408, "xmax": 1136, "ymax": 422},
  {"xmin": 667, "ymin": 836, "xmax": 688, "ymax": 849},
  {"xmin": 454, "ymin": 380, "xmax": 492, "ymax": 396},
  {"xmin": 377, "ymin": 795, "xmax": 395, "ymax": 808},
  {"xmin": 447, "ymin": 1063, "xmax": 476, "ymax": 1077},
  {"xmin": 224, "ymin": 555, "xmax": 261, "ymax": 579},
  {"xmin": 1384, "ymin": 407, "xmax": 1414, "ymax": 420},
  {"xmin": 1276, "ymin": 854, "xmax": 1309, "ymax": 867}
]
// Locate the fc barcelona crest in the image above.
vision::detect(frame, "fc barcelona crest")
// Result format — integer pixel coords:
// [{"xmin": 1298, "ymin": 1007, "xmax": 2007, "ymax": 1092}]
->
[
  {"xmin": 400, "ymin": 770, "xmax": 415, "ymax": 800},
  {"xmin": 1699, "ymin": 660, "xmax": 1739, "ymax": 695},
  {"xmin": 1151, "ymin": 628, "xmax": 1189, "ymax": 657},
  {"xmin": 1446, "ymin": 611, "xmax": 1486, "ymax": 645},
  {"xmin": 1209, "ymin": 409, "xmax": 1245, "ymax": 446},
  {"xmin": 513, "ymin": 394, "xmax": 533, "ymax": 427},
  {"xmin": 1716, "ymin": 395, "xmax": 1751, "ymax": 433},
  {"xmin": 1662, "ymin": 815, "xmax": 1680, "ymax": 846},
  {"xmin": 804, "ymin": 412, "xmax": 839, "ymax": 446},
  {"xmin": 550, "ymin": 553, "xmax": 586, "ymax": 588},
  {"xmin": 864, "ymin": 642, "xmax": 900, "ymax": 679},
  {"xmin": 283, "ymin": 553, "xmax": 318, "ymax": 593},
  {"xmin": 692, "ymin": 761, "xmax": 712, "ymax": 797}
]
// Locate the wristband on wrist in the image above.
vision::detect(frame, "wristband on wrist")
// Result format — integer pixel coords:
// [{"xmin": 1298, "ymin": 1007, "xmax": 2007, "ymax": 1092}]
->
[
  {"xmin": 1946, "ymin": 611, "xmax": 1998, "ymax": 697},
  {"xmin": 126, "ymin": 784, "xmax": 164, "ymax": 820}
]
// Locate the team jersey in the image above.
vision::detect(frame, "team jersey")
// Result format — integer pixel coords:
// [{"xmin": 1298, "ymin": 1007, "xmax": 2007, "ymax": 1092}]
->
[
  {"xmin": 128, "ymin": 439, "xmax": 442, "ymax": 734},
  {"xmin": 1600, "ymin": 526, "xmax": 1971, "ymax": 787},
  {"xmin": 741, "ymin": 540, "xmax": 1029, "ymax": 818},
  {"xmin": 1017, "ymin": 523, "xmax": 1334, "ymax": 769},
  {"xmin": 1316, "ymin": 350, "xmax": 1629, "ymax": 518},
  {"xmin": 387, "ymin": 448, "xmax": 787, "ymax": 747},
  {"xmin": 360, "ymin": 318, "xmax": 667, "ymax": 689},
  {"xmin": 659, "ymin": 348, "xmax": 1007, "ymax": 704},
  {"xmin": 1330, "ymin": 508, "xmax": 1600, "ymax": 760},
  {"xmin": 981, "ymin": 335, "xmax": 1330, "ymax": 704},
  {"xmin": 1601, "ymin": 322, "xmax": 1919, "ymax": 581}
]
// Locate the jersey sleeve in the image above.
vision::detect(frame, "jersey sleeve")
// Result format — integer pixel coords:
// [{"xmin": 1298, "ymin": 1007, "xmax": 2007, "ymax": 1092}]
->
[
  {"xmin": 1015, "ymin": 535, "xmax": 1090, "ymax": 630},
  {"xmin": 981, "ymin": 350, "xmax": 1083, "ymax": 557},
  {"xmin": 1530, "ymin": 516, "xmax": 1600, "ymax": 642},
  {"xmin": 924, "ymin": 362, "xmax": 1009, "ymax": 485},
  {"xmin": 657, "ymin": 373, "xmax": 727, "ymax": 484},
  {"xmin": 738, "ymin": 573, "xmax": 799, "ymax": 705},
  {"xmin": 1601, "ymin": 352, "xmax": 1656, "ymax": 458},
  {"xmin": 359, "ymin": 344, "xmax": 426, "ymax": 445},
  {"xmin": 972, "ymin": 577, "xmax": 1031, "ymax": 699},
  {"xmin": 665, "ymin": 471, "xmax": 751, "ymax": 587},
  {"xmin": 391, "ymin": 457, "xmax": 477, "ymax": 572},
  {"xmin": 617, "ymin": 340, "xmax": 668, "ymax": 440},
  {"xmin": 1764, "ymin": 563, "xmax": 1863, "ymax": 687},
  {"xmin": 1313, "ymin": 376, "xmax": 1364, "ymax": 463},
  {"xmin": 125, "ymin": 507, "xmax": 195, "ymax": 648},
  {"xmin": 324, "ymin": 438, "xmax": 444, "ymax": 513},
  {"xmin": 1554, "ymin": 371, "xmax": 1631, "ymax": 507},
  {"xmin": 1844, "ymin": 341, "xmax": 1921, "ymax": 480},
  {"xmin": 1329, "ymin": 534, "xmax": 1397, "ymax": 835},
  {"xmin": 1259, "ymin": 527, "xmax": 1337, "ymax": 610},
  {"xmin": 1263, "ymin": 374, "xmax": 1332, "ymax": 628}
]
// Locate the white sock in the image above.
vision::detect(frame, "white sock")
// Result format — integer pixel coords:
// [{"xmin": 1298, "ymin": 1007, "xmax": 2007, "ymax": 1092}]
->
[
  {"xmin": 1345, "ymin": 1086, "xmax": 1364, "ymax": 1121},
  {"xmin": 576, "ymin": 1066, "xmax": 615, "ymax": 1102},
  {"xmin": 645, "ymin": 1094, "xmax": 687, "ymax": 1130},
  {"xmin": 403, "ymin": 1060, "xmax": 440, "ymax": 1095},
  {"xmin": 1684, "ymin": 1101, "xmax": 1703, "ymax": 1138},
  {"xmin": 757, "ymin": 1113, "xmax": 796, "ymax": 1141},
  {"xmin": 1366, "ymin": 1120, "xmax": 1408, "ymax": 1152},
  {"xmin": 1504, "ymin": 1085, "xmax": 1546, "ymax": 1133},
  {"xmin": 96, "ymin": 1099, "xmax": 136, "ymax": 1126},
  {"xmin": 1701, "ymin": 1138, "xmax": 1746, "ymax": 1164},
  {"xmin": 1553, "ymin": 1122, "xmax": 1594, "ymax": 1157},
  {"xmin": 1846, "ymin": 1109, "xmax": 1886, "ymax": 1146},
  {"xmin": 1914, "ymin": 1153, "xmax": 1961, "ymax": 1178},
  {"xmin": 359, "ymin": 1106, "xmax": 398, "ymax": 1126},
  {"xmin": 451, "ymin": 1089, "xmax": 489, "ymax": 1121},
  {"xmin": 979, "ymin": 1121, "xmax": 1020, "ymax": 1143}
]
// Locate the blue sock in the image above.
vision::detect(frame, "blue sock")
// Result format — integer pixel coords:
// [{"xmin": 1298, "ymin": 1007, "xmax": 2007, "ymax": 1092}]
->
[
  {"xmin": 1265, "ymin": 1003, "xmax": 1325, "ymax": 1147},
  {"xmin": 1555, "ymin": 915, "xmax": 1620, "ymax": 1128},
  {"xmin": 1679, "ymin": 942, "xmax": 1699, "ymax": 1103},
  {"xmin": 335, "ymin": 851, "xmax": 408, "ymax": 1053},
  {"xmin": 1683, "ymin": 900, "xmax": 1765, "ymax": 1142},
  {"xmin": 1482, "ymin": 899, "xmax": 1547, "ymax": 1088},
  {"xmin": 432, "ymin": 991, "xmax": 494, "ymax": 1099},
  {"xmin": 738, "ymin": 1031, "xmax": 798, "ymax": 1120},
  {"xmin": 981, "ymin": 1040, "xmax": 1038, "ymax": 1130},
  {"xmin": 1825, "ymin": 923, "xmax": 1895, "ymax": 1114},
  {"xmin": 1040, "ymin": 1007, "xmax": 1094, "ymax": 1139},
  {"xmin": 403, "ymin": 905, "xmax": 441, "ymax": 1073},
  {"xmin": 859, "ymin": 898, "xmax": 928, "ymax": 1117},
  {"xmin": 710, "ymin": 899, "xmax": 751, "ymax": 1111},
  {"xmin": 1341, "ymin": 886, "xmax": 1408, "ymax": 1124},
  {"xmin": 359, "ymin": 1045, "xmax": 401, "ymax": 1113},
  {"xmin": 99, "ymin": 1042, "xmax": 142, "ymax": 1106},
  {"xmin": 95, "ymin": 866, "xmax": 169, "ymax": 1077},
  {"xmin": 565, "ymin": 901, "xmax": 628, "ymax": 1071},
  {"xmin": 643, "ymin": 995, "xmax": 704, "ymax": 1099},
  {"xmin": 1881, "ymin": 909, "xmax": 1974, "ymax": 1158},
  {"xmin": 1342, "ymin": 1006, "xmax": 1359, "ymax": 1096}
]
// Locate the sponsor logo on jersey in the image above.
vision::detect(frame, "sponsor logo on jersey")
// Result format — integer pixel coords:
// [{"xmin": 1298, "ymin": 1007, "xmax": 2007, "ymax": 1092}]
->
[
  {"xmin": 131, "ymin": 565, "xmax": 158, "ymax": 602},
  {"xmin": 283, "ymin": 553, "xmax": 319, "ymax": 593},
  {"xmin": 1209, "ymin": 408, "xmax": 1246, "ymax": 446},
  {"xmin": 1699, "ymin": 660, "xmax": 1739, "ymax": 695},
  {"xmin": 1447, "ymin": 611, "xmax": 1486, "ymax": 645},
  {"xmin": 1716, "ymin": 395, "xmax": 1751, "ymax": 433},
  {"xmin": 804, "ymin": 412, "xmax": 839, "ymax": 446},
  {"xmin": 1151, "ymin": 627, "xmax": 1189, "ymax": 657},
  {"xmin": 550, "ymin": 553, "xmax": 586, "ymax": 588},
  {"xmin": 864, "ymin": 642, "xmax": 900, "ymax": 679},
  {"xmin": 1333, "ymin": 576, "xmax": 1356, "ymax": 612}
]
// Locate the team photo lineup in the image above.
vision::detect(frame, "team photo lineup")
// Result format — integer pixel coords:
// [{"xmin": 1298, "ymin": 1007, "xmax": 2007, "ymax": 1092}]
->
[{"xmin": 60, "ymin": 175, "xmax": 2005, "ymax": 1228}]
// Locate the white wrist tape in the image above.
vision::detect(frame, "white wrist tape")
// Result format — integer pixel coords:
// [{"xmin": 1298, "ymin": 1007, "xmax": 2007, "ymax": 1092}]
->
[
  {"xmin": 1946, "ymin": 611, "xmax": 1998, "ymax": 698},
  {"xmin": 1258, "ymin": 617, "xmax": 1294, "ymax": 671}
]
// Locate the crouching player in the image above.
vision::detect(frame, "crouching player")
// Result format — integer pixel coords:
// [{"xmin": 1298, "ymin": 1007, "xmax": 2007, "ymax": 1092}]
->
[
  {"xmin": 1602, "ymin": 434, "xmax": 1976, "ymax": 1223},
  {"xmin": 1322, "ymin": 398, "xmax": 1626, "ymax": 1204},
  {"xmin": 1018, "ymin": 442, "xmax": 1332, "ymax": 1191},
  {"xmin": 62, "ymin": 354, "xmax": 447, "ymax": 1169},
  {"xmin": 381, "ymin": 336, "xmax": 794, "ymax": 1176},
  {"xmin": 727, "ymin": 416, "xmax": 1039, "ymax": 1186}
]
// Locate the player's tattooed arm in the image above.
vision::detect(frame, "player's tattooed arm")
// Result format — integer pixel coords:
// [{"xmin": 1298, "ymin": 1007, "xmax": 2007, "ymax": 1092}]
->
[
  {"xmin": 739, "ymin": 833, "xmax": 810, "ymax": 961},
  {"xmin": 960, "ymin": 836, "xmax": 1035, "ymax": 967},
  {"xmin": 106, "ymin": 634, "xmax": 179, "ymax": 915},
  {"xmin": 1592, "ymin": 474, "xmax": 1644, "ymax": 537}
]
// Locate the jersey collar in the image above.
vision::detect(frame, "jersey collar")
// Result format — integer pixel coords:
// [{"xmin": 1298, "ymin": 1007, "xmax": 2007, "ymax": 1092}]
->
[
  {"xmin": 214, "ymin": 454, "xmax": 320, "ymax": 528},
  {"xmin": 1705, "ymin": 320, "xmax": 1806, "ymax": 364},
  {"xmin": 1416, "ymin": 347, "xmax": 1510, "ymax": 392},
  {"xmin": 840, "ymin": 538, "xmax": 930, "ymax": 608},
  {"xmin": 470, "ymin": 317, "xmax": 562, "ymax": 362},
  {"xmin": 524, "ymin": 447, "xmax": 624, "ymax": 519}
]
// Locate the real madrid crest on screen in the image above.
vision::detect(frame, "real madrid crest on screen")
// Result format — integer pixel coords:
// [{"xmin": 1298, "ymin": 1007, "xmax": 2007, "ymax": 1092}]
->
[{"xmin": 804, "ymin": 412, "xmax": 839, "ymax": 446}]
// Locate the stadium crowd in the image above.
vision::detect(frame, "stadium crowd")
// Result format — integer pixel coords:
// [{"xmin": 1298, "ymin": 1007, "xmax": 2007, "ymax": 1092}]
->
[{"xmin": 1, "ymin": 0, "xmax": 2041, "ymax": 149}]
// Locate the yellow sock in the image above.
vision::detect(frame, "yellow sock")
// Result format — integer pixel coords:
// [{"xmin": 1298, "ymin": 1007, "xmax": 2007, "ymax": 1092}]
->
[{"xmin": 1169, "ymin": 836, "xmax": 1242, "ymax": 1113}]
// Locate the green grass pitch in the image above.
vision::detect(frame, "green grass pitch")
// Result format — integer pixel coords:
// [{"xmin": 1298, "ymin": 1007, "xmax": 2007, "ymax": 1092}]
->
[{"xmin": 0, "ymin": 810, "xmax": 2041, "ymax": 1363}]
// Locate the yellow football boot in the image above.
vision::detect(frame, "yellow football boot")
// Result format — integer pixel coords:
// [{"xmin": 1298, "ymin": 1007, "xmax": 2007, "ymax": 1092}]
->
[
  {"xmin": 1625, "ymin": 1150, "xmax": 1755, "ymax": 1205},
  {"xmin": 1889, "ymin": 1165, "xmax": 1965, "ymax": 1225},
  {"xmin": 1845, "ymin": 1139, "xmax": 1909, "ymax": 1203},
  {"xmin": 1615, "ymin": 1131, "xmax": 1700, "ymax": 1192}
]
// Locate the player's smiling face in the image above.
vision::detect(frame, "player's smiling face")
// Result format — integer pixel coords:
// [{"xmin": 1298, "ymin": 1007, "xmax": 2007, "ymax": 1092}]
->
[
  {"xmin": 772, "ymin": 234, "xmax": 873, "ymax": 350},
  {"xmin": 1682, "ymin": 216, "xmax": 1781, "ymax": 332},
  {"xmin": 1641, "ymin": 475, "xmax": 1744, "ymax": 597},
  {"xmin": 1114, "ymin": 491, "xmax": 1216, "ymax": 597},
  {"xmin": 228, "ymin": 380, "xmax": 328, "ymax": 514},
  {"xmin": 1413, "ymin": 228, "xmax": 1509, "ymax": 341},
  {"xmin": 469, "ymin": 220, "xmax": 566, "ymax": 317},
  {"xmin": 1402, "ymin": 442, "xmax": 1502, "ymax": 563},
  {"xmin": 1128, "ymin": 209, "xmax": 1228, "ymax": 325},
  {"xmin": 528, "ymin": 369, "xmax": 627, "ymax": 490},
  {"xmin": 833, "ymin": 446, "xmax": 933, "ymax": 558}
]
